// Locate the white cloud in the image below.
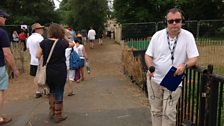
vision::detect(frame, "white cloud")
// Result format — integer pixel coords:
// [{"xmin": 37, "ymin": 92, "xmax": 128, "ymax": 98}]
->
[{"xmin": 53, "ymin": 0, "xmax": 61, "ymax": 9}]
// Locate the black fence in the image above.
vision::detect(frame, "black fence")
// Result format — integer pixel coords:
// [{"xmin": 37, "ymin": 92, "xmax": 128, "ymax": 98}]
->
[
  {"xmin": 178, "ymin": 65, "xmax": 224, "ymax": 126},
  {"xmin": 122, "ymin": 22, "xmax": 156, "ymax": 40},
  {"xmin": 121, "ymin": 20, "xmax": 224, "ymax": 40}
]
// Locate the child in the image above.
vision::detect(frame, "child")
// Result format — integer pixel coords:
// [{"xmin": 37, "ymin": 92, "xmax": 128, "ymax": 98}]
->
[{"xmin": 74, "ymin": 38, "xmax": 88, "ymax": 82}]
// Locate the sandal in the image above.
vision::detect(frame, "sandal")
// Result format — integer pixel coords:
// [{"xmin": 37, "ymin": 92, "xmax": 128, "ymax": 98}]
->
[
  {"xmin": 67, "ymin": 92, "xmax": 75, "ymax": 96},
  {"xmin": 0, "ymin": 117, "xmax": 12, "ymax": 125},
  {"xmin": 76, "ymin": 79, "xmax": 81, "ymax": 83}
]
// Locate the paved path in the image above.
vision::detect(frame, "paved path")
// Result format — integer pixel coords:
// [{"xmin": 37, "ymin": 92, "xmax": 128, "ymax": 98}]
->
[{"xmin": 3, "ymin": 39, "xmax": 152, "ymax": 126}]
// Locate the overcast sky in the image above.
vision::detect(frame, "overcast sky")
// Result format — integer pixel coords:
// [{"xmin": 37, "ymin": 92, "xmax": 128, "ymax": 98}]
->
[
  {"xmin": 53, "ymin": 0, "xmax": 113, "ymax": 9},
  {"xmin": 53, "ymin": 0, "xmax": 61, "ymax": 9}
]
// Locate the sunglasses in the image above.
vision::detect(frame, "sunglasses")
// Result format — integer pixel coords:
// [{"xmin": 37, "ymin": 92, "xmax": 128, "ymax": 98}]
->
[
  {"xmin": 167, "ymin": 19, "xmax": 182, "ymax": 24},
  {"xmin": 0, "ymin": 16, "xmax": 7, "ymax": 19}
]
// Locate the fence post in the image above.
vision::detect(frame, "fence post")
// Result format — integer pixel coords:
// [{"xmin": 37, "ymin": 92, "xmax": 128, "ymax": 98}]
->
[
  {"xmin": 207, "ymin": 65, "xmax": 218, "ymax": 126},
  {"xmin": 199, "ymin": 68, "xmax": 208, "ymax": 126},
  {"xmin": 196, "ymin": 20, "xmax": 200, "ymax": 38}
]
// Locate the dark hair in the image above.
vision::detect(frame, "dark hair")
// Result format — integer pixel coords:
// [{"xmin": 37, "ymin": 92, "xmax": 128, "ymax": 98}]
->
[
  {"xmin": 165, "ymin": 8, "xmax": 184, "ymax": 20},
  {"xmin": 47, "ymin": 23, "xmax": 65, "ymax": 39},
  {"xmin": 74, "ymin": 37, "xmax": 83, "ymax": 44}
]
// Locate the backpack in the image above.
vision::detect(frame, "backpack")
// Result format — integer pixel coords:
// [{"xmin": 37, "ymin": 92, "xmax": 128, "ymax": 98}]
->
[{"xmin": 69, "ymin": 48, "xmax": 83, "ymax": 70}]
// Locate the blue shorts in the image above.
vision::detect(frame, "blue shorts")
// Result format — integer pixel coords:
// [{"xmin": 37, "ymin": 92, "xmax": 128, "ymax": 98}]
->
[{"xmin": 0, "ymin": 66, "xmax": 9, "ymax": 90}]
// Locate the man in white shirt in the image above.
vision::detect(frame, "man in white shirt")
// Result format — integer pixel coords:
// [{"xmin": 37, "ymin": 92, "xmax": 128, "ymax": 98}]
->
[
  {"xmin": 145, "ymin": 8, "xmax": 199, "ymax": 126},
  {"xmin": 87, "ymin": 27, "xmax": 96, "ymax": 49},
  {"xmin": 26, "ymin": 23, "xmax": 44, "ymax": 98}
]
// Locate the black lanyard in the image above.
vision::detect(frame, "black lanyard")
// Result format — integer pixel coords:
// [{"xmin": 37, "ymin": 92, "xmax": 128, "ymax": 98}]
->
[{"xmin": 167, "ymin": 32, "xmax": 180, "ymax": 64}]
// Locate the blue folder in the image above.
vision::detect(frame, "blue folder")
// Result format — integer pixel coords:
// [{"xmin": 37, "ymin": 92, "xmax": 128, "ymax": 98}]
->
[{"xmin": 160, "ymin": 66, "xmax": 185, "ymax": 91}]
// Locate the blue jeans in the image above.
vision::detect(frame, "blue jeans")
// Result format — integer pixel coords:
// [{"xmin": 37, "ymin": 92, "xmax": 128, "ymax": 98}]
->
[
  {"xmin": 48, "ymin": 83, "xmax": 65, "ymax": 101},
  {"xmin": 46, "ymin": 64, "xmax": 67, "ymax": 102}
]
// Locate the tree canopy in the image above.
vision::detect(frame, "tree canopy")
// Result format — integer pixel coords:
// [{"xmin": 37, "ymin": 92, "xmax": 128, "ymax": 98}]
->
[
  {"xmin": 113, "ymin": 0, "xmax": 224, "ymax": 23},
  {"xmin": 58, "ymin": 0, "xmax": 108, "ymax": 35},
  {"xmin": 0, "ymin": 0, "xmax": 59, "ymax": 25}
]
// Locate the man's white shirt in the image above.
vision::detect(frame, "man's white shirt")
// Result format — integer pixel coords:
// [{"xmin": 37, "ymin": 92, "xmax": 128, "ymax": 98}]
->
[{"xmin": 26, "ymin": 33, "xmax": 44, "ymax": 65}]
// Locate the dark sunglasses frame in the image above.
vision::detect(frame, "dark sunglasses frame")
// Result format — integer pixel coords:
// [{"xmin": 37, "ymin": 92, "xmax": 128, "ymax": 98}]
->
[
  {"xmin": 0, "ymin": 16, "xmax": 7, "ymax": 19},
  {"xmin": 167, "ymin": 19, "xmax": 182, "ymax": 24}
]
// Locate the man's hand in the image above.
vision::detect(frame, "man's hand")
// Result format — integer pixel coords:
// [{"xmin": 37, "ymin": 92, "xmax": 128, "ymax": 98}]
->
[
  {"xmin": 13, "ymin": 68, "xmax": 20, "ymax": 78},
  {"xmin": 174, "ymin": 64, "xmax": 185, "ymax": 76},
  {"xmin": 147, "ymin": 71, "xmax": 154, "ymax": 78}
]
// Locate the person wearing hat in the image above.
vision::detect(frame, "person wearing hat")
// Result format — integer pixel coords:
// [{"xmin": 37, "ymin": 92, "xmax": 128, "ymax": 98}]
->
[
  {"xmin": 26, "ymin": 23, "xmax": 45, "ymax": 98},
  {"xmin": 0, "ymin": 9, "xmax": 20, "ymax": 125}
]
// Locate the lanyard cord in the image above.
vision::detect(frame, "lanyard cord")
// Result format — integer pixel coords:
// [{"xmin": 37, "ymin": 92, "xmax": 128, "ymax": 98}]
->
[{"xmin": 166, "ymin": 31, "xmax": 180, "ymax": 64}]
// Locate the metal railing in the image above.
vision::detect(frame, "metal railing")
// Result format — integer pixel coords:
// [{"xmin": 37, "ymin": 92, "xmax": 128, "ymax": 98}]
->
[
  {"xmin": 178, "ymin": 65, "xmax": 224, "ymax": 126},
  {"xmin": 119, "ymin": 20, "xmax": 224, "ymax": 40}
]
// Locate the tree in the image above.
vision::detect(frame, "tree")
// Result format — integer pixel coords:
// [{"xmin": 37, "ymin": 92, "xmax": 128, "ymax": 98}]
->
[
  {"xmin": 0, "ymin": 0, "xmax": 59, "ymax": 25},
  {"xmin": 113, "ymin": 0, "xmax": 178, "ymax": 23},
  {"xmin": 58, "ymin": 0, "xmax": 108, "ymax": 36},
  {"xmin": 182, "ymin": 0, "xmax": 224, "ymax": 20},
  {"xmin": 74, "ymin": 0, "xmax": 107, "ymax": 31},
  {"xmin": 113, "ymin": 0, "xmax": 224, "ymax": 23},
  {"xmin": 57, "ymin": 0, "xmax": 73, "ymax": 26}
]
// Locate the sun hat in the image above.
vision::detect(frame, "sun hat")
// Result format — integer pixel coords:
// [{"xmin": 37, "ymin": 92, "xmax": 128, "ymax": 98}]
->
[{"xmin": 31, "ymin": 23, "xmax": 44, "ymax": 31}]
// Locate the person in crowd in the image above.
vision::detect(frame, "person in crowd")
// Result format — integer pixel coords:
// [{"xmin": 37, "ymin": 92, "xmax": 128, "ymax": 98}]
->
[
  {"xmin": 18, "ymin": 29, "xmax": 27, "ymax": 51},
  {"xmin": 76, "ymin": 31, "xmax": 83, "ymax": 40},
  {"xmin": 12, "ymin": 30, "xmax": 19, "ymax": 42},
  {"xmin": 0, "ymin": 9, "xmax": 20, "ymax": 125},
  {"xmin": 12, "ymin": 30, "xmax": 19, "ymax": 48},
  {"xmin": 26, "ymin": 23, "xmax": 45, "ymax": 98},
  {"xmin": 110, "ymin": 27, "xmax": 114, "ymax": 39},
  {"xmin": 87, "ymin": 27, "xmax": 96, "ymax": 49},
  {"xmin": 144, "ymin": 8, "xmax": 199, "ymax": 126},
  {"xmin": 22, "ymin": 26, "xmax": 29, "ymax": 37},
  {"xmin": 36, "ymin": 23, "xmax": 74, "ymax": 123},
  {"xmin": 74, "ymin": 38, "xmax": 88, "ymax": 82},
  {"xmin": 98, "ymin": 32, "xmax": 103, "ymax": 45},
  {"xmin": 68, "ymin": 28, "xmax": 76, "ymax": 41},
  {"xmin": 64, "ymin": 29, "xmax": 76, "ymax": 96},
  {"xmin": 81, "ymin": 29, "xmax": 87, "ymax": 45}
]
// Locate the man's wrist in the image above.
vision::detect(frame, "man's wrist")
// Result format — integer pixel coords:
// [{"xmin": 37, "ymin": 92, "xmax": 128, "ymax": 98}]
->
[{"xmin": 184, "ymin": 63, "xmax": 188, "ymax": 69}]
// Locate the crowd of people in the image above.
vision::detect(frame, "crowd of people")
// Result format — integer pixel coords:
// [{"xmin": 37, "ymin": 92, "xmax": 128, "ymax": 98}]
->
[{"xmin": 0, "ymin": 9, "xmax": 105, "ymax": 124}]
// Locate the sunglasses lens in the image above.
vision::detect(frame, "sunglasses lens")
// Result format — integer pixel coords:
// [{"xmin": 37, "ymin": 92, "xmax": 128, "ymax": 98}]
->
[
  {"xmin": 167, "ymin": 19, "xmax": 182, "ymax": 24},
  {"xmin": 167, "ymin": 20, "xmax": 174, "ymax": 24},
  {"xmin": 0, "ymin": 16, "xmax": 6, "ymax": 19},
  {"xmin": 175, "ymin": 19, "xmax": 182, "ymax": 23}
]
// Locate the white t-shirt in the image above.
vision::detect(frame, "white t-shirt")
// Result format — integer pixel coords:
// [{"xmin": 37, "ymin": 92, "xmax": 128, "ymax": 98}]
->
[
  {"xmin": 74, "ymin": 44, "xmax": 85, "ymax": 59},
  {"xmin": 87, "ymin": 29, "xmax": 96, "ymax": 40},
  {"xmin": 65, "ymin": 48, "xmax": 72, "ymax": 70},
  {"xmin": 145, "ymin": 28, "xmax": 199, "ymax": 84},
  {"xmin": 26, "ymin": 33, "xmax": 44, "ymax": 65}
]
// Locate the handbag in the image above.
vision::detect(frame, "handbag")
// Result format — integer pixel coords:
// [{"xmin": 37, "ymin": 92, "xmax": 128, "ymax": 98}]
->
[{"xmin": 35, "ymin": 39, "xmax": 58, "ymax": 86}]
